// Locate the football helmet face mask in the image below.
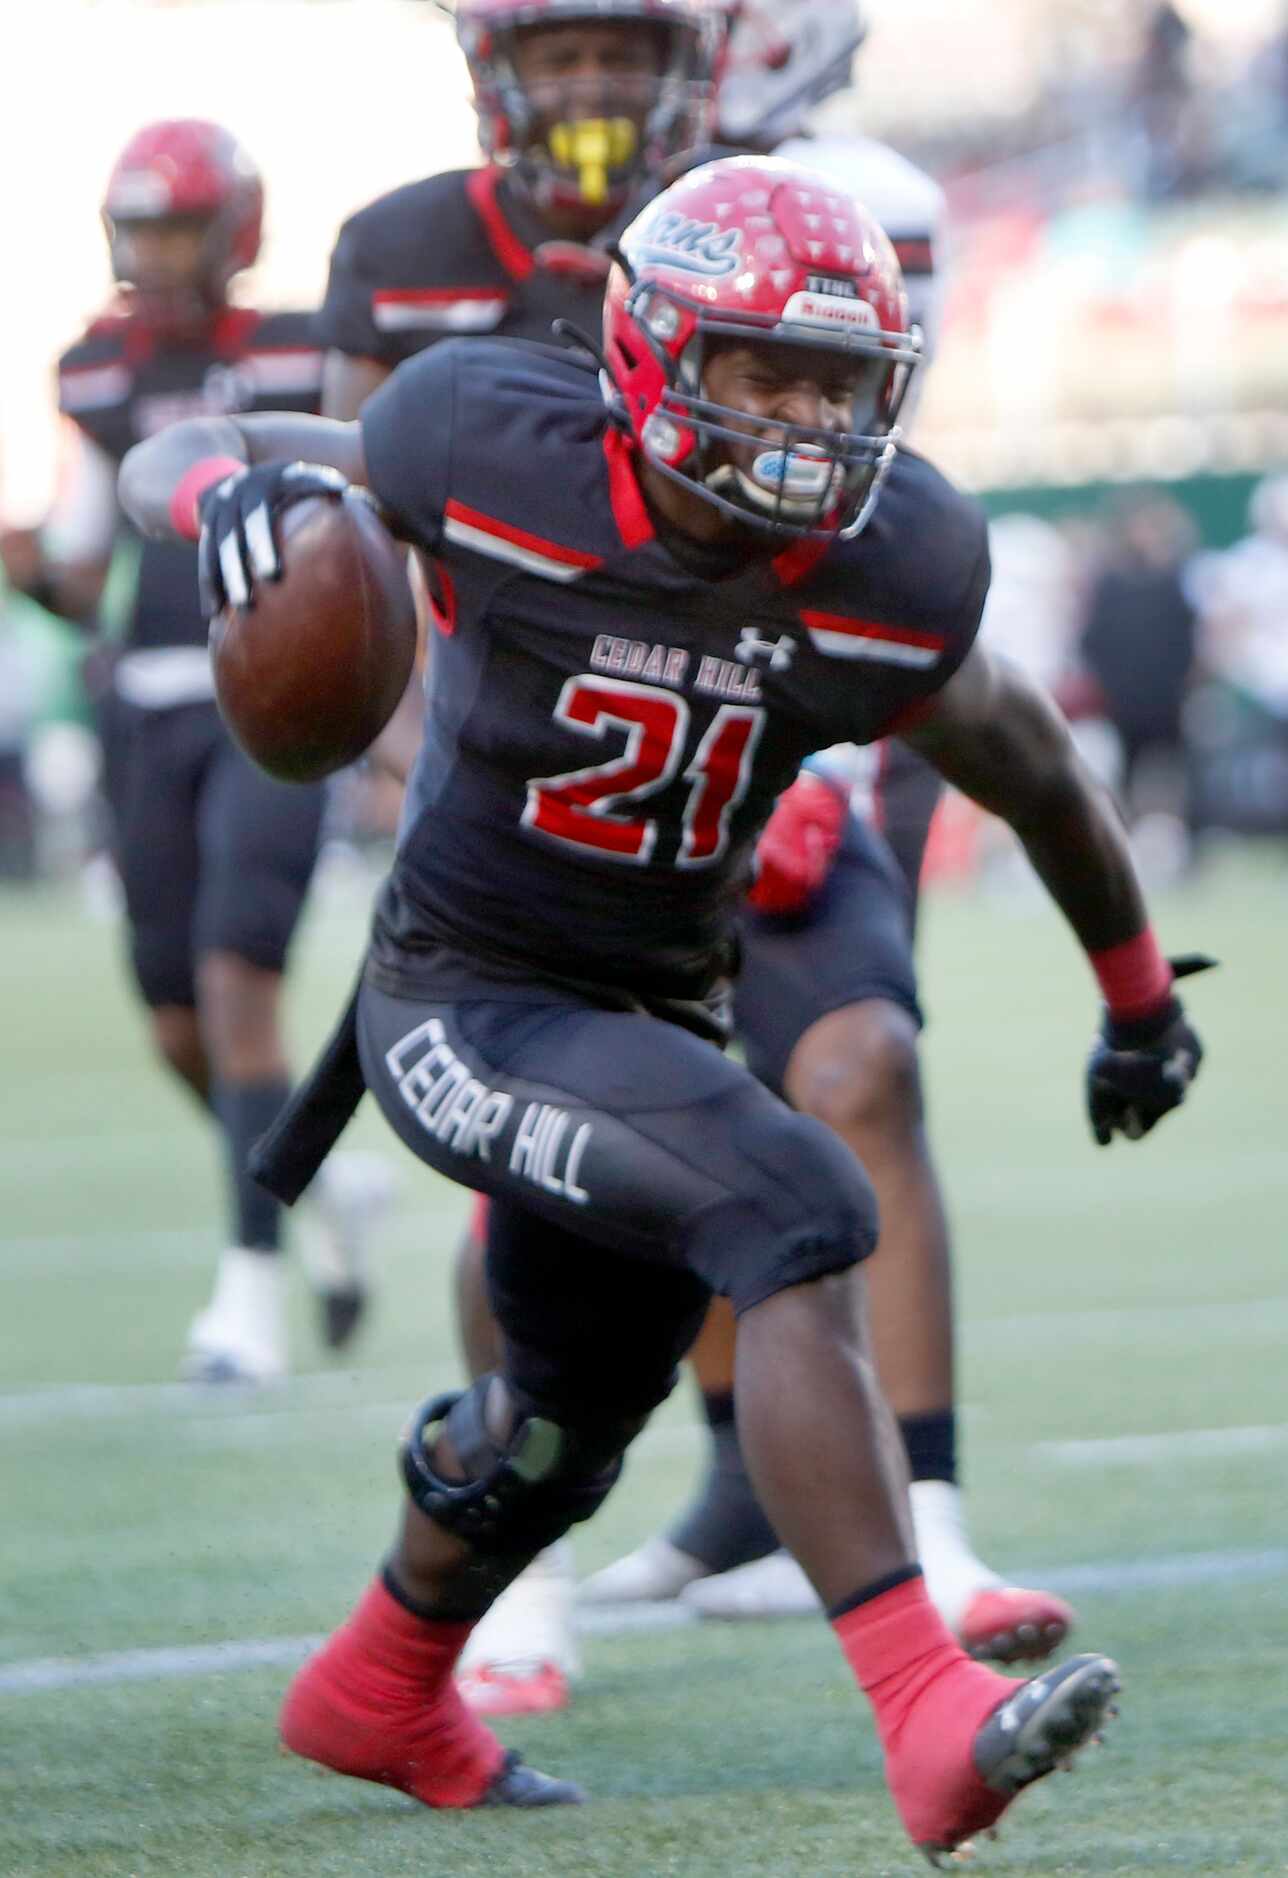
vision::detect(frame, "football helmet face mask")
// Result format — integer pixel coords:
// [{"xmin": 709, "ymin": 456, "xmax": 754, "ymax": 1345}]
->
[
  {"xmin": 102, "ymin": 120, "xmax": 264, "ymax": 326},
  {"xmin": 604, "ymin": 156, "xmax": 921, "ymax": 540},
  {"xmin": 451, "ymin": 0, "xmax": 724, "ymax": 216},
  {"xmin": 718, "ymin": 0, "xmax": 866, "ymax": 145}
]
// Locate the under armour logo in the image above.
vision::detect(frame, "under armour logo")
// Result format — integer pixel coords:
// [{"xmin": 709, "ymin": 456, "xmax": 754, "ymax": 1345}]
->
[{"xmin": 735, "ymin": 629, "xmax": 796, "ymax": 671}]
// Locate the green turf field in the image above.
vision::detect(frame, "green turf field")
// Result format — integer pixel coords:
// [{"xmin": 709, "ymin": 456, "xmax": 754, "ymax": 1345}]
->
[{"xmin": 2, "ymin": 848, "xmax": 1286, "ymax": 1876}]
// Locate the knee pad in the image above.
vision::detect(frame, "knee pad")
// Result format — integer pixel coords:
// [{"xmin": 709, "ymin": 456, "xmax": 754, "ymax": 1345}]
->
[{"xmin": 399, "ymin": 1377, "xmax": 633, "ymax": 1561}]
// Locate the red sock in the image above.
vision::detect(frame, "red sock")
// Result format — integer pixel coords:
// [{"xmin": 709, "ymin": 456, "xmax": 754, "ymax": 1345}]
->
[
  {"xmin": 834, "ymin": 1575, "xmax": 1019, "ymax": 1849},
  {"xmin": 280, "ymin": 1577, "xmax": 507, "ymax": 1808}
]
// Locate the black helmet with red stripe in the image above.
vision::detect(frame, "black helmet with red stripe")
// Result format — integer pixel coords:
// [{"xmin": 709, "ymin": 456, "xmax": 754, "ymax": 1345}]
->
[
  {"xmin": 102, "ymin": 119, "xmax": 264, "ymax": 326},
  {"xmin": 450, "ymin": 0, "xmax": 725, "ymax": 218}
]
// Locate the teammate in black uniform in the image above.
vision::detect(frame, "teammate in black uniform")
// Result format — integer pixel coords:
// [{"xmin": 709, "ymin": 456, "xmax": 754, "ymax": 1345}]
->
[
  {"xmin": 317, "ymin": 0, "xmax": 723, "ymax": 424},
  {"xmin": 586, "ymin": 0, "xmax": 1072, "ymax": 1652},
  {"xmin": 0, "ymin": 121, "xmax": 382, "ymax": 1383},
  {"xmin": 121, "ymin": 157, "xmax": 1208, "ymax": 1860}
]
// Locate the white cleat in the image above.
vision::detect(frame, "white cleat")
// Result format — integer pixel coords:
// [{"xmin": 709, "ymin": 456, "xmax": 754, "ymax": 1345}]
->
[
  {"xmin": 181, "ymin": 1246, "xmax": 288, "ymax": 1385},
  {"xmin": 579, "ymin": 1536, "xmax": 710, "ymax": 1606},
  {"xmin": 457, "ymin": 1542, "xmax": 580, "ymax": 1717},
  {"xmin": 299, "ymin": 1150, "xmax": 397, "ymax": 1350},
  {"xmin": 681, "ymin": 1549, "xmax": 818, "ymax": 1620}
]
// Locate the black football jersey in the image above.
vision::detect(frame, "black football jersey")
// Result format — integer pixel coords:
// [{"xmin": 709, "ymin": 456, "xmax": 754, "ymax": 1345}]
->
[
  {"xmin": 58, "ymin": 307, "xmax": 322, "ymax": 651},
  {"xmin": 316, "ymin": 167, "xmax": 613, "ymax": 371},
  {"xmin": 361, "ymin": 340, "xmax": 988, "ymax": 999}
]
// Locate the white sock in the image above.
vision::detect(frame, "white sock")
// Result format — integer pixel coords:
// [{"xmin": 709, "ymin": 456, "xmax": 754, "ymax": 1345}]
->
[
  {"xmin": 909, "ymin": 1479, "xmax": 1001, "ymax": 1633},
  {"xmin": 458, "ymin": 1540, "xmax": 581, "ymax": 1679},
  {"xmin": 186, "ymin": 1247, "xmax": 288, "ymax": 1381}
]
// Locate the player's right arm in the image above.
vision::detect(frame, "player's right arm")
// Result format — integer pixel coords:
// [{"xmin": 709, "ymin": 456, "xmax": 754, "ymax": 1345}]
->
[
  {"xmin": 118, "ymin": 413, "xmax": 368, "ymax": 544},
  {"xmin": 120, "ymin": 343, "xmax": 451, "ymax": 604}
]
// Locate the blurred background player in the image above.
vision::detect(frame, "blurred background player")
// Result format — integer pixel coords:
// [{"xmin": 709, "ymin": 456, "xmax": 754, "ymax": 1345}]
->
[
  {"xmin": 314, "ymin": 0, "xmax": 727, "ymax": 1710},
  {"xmin": 317, "ymin": 0, "xmax": 724, "ymax": 426},
  {"xmin": 0, "ymin": 120, "xmax": 389, "ymax": 1384},
  {"xmin": 581, "ymin": 0, "xmax": 1075, "ymax": 1651}
]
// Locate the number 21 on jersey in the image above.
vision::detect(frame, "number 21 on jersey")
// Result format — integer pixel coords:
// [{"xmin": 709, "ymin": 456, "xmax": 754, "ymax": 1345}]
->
[{"xmin": 524, "ymin": 674, "xmax": 764, "ymax": 867}]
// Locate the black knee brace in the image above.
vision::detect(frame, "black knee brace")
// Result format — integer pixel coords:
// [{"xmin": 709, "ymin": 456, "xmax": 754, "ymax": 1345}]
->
[{"xmin": 399, "ymin": 1377, "xmax": 631, "ymax": 1559}]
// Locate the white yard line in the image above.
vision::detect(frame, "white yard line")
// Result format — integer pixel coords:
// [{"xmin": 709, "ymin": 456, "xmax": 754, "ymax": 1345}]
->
[
  {"xmin": 1, "ymin": 1547, "xmax": 1284, "ymax": 1697},
  {"xmin": 1038, "ymin": 1424, "xmax": 1288, "ymax": 1464},
  {"xmin": 0, "ymin": 1379, "xmax": 705, "ymax": 1463},
  {"xmin": 970, "ymin": 1297, "xmax": 1288, "ymax": 1342}
]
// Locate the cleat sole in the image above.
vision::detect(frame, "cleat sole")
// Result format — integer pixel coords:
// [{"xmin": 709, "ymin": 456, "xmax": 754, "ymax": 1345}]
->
[
  {"xmin": 478, "ymin": 1751, "xmax": 584, "ymax": 1808},
  {"xmin": 972, "ymin": 1653, "xmax": 1121, "ymax": 1799}
]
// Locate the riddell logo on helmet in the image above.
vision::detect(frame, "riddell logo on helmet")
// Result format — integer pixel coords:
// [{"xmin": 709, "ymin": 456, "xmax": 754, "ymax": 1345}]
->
[
  {"xmin": 782, "ymin": 290, "xmax": 879, "ymax": 333},
  {"xmin": 634, "ymin": 211, "xmax": 742, "ymax": 277}
]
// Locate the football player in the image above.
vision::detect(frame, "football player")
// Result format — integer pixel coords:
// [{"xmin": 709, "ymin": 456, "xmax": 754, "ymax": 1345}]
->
[
  {"xmin": 121, "ymin": 156, "xmax": 1207, "ymax": 1860},
  {"xmin": 319, "ymin": 0, "xmax": 1070, "ymax": 1706},
  {"xmin": 583, "ymin": 0, "xmax": 1075, "ymax": 1650},
  {"xmin": 317, "ymin": 0, "xmax": 725, "ymax": 425},
  {"xmin": 0, "ymin": 121, "xmax": 389, "ymax": 1383}
]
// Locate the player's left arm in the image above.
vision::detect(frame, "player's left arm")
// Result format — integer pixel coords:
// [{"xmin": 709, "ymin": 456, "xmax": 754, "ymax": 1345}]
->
[{"xmin": 902, "ymin": 642, "xmax": 1212, "ymax": 1144}]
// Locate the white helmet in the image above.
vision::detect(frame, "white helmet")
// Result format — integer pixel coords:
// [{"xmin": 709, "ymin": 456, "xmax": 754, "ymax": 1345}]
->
[{"xmin": 718, "ymin": 0, "xmax": 866, "ymax": 146}]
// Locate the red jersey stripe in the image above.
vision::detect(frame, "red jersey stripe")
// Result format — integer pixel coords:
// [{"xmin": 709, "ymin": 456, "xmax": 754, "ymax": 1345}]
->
[
  {"xmin": 372, "ymin": 288, "xmax": 508, "ymax": 307},
  {"xmin": 444, "ymin": 499, "xmax": 603, "ymax": 570},
  {"xmin": 465, "ymin": 167, "xmax": 536, "ymax": 283},
  {"xmin": 800, "ymin": 610, "xmax": 946, "ymax": 652}
]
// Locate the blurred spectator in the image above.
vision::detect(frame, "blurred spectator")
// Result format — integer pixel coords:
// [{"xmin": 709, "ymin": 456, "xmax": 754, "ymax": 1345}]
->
[
  {"xmin": 1184, "ymin": 474, "xmax": 1288, "ymax": 836},
  {"xmin": 1127, "ymin": 3, "xmax": 1214, "ymax": 200},
  {"xmin": 979, "ymin": 513, "xmax": 1082, "ymax": 693},
  {"xmin": 0, "ymin": 594, "xmax": 41, "ymax": 879},
  {"xmin": 1229, "ymin": 3, "xmax": 1288, "ymax": 190},
  {"xmin": 1189, "ymin": 475, "xmax": 1288, "ymax": 716},
  {"xmin": 1078, "ymin": 493, "xmax": 1198, "ymax": 826}
]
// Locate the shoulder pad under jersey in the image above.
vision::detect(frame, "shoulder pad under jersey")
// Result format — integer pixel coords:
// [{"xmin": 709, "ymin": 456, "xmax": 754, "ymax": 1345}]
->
[
  {"xmin": 799, "ymin": 448, "xmax": 989, "ymax": 719},
  {"xmin": 318, "ymin": 169, "xmax": 519, "ymax": 366},
  {"xmin": 57, "ymin": 319, "xmax": 136, "ymax": 452},
  {"xmin": 233, "ymin": 308, "xmax": 324, "ymax": 410},
  {"xmin": 362, "ymin": 338, "xmax": 619, "ymax": 567}
]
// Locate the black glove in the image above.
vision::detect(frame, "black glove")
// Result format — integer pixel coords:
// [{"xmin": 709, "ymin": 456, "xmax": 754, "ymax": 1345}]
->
[
  {"xmin": 1085, "ymin": 954, "xmax": 1216, "ymax": 1146},
  {"xmin": 196, "ymin": 460, "xmax": 348, "ymax": 617}
]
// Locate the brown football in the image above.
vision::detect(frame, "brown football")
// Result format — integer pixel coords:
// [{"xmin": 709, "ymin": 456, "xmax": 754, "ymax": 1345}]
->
[{"xmin": 210, "ymin": 490, "xmax": 417, "ymax": 783}]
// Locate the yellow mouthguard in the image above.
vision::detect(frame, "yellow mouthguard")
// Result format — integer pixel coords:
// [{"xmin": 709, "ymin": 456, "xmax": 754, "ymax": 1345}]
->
[{"xmin": 547, "ymin": 118, "xmax": 638, "ymax": 206}]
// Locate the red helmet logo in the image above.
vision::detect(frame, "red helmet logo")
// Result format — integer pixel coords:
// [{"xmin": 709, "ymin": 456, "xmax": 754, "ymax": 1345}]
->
[{"xmin": 604, "ymin": 156, "xmax": 920, "ymax": 539}]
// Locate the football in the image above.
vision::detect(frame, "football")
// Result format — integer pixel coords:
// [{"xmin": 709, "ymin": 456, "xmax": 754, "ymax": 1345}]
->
[{"xmin": 210, "ymin": 490, "xmax": 417, "ymax": 783}]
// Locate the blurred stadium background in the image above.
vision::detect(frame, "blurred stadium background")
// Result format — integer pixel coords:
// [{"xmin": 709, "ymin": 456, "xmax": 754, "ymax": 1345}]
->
[{"xmin": 1, "ymin": 3, "xmax": 1286, "ymax": 1873}]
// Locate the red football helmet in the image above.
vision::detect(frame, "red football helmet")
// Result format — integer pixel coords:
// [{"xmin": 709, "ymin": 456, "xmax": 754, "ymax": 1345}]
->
[
  {"xmin": 604, "ymin": 156, "xmax": 921, "ymax": 538},
  {"xmin": 451, "ymin": 0, "xmax": 725, "ymax": 215},
  {"xmin": 102, "ymin": 120, "xmax": 264, "ymax": 320}
]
